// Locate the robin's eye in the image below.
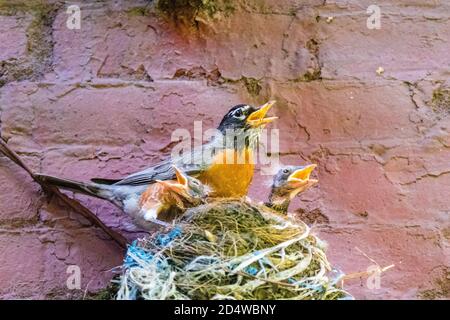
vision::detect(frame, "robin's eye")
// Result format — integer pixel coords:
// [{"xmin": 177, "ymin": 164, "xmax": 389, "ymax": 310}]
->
[
  {"xmin": 233, "ymin": 109, "xmax": 244, "ymax": 118},
  {"xmin": 283, "ymin": 169, "xmax": 290, "ymax": 174}
]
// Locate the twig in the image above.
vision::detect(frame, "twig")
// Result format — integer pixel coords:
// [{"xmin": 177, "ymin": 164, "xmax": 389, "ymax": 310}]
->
[
  {"xmin": 0, "ymin": 138, "xmax": 36, "ymax": 180},
  {"xmin": 0, "ymin": 137, "xmax": 127, "ymax": 249},
  {"xmin": 342, "ymin": 264, "xmax": 395, "ymax": 281},
  {"xmin": 338, "ymin": 247, "xmax": 395, "ymax": 286},
  {"xmin": 355, "ymin": 246, "xmax": 379, "ymax": 266},
  {"xmin": 234, "ymin": 269, "xmax": 297, "ymax": 287}
]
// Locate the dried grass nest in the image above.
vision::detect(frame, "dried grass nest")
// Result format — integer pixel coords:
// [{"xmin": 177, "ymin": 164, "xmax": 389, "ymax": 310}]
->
[{"xmin": 115, "ymin": 200, "xmax": 352, "ymax": 300}]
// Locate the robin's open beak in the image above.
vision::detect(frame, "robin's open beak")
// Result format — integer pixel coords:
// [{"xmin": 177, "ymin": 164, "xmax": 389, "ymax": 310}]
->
[
  {"xmin": 157, "ymin": 167, "xmax": 189, "ymax": 194},
  {"xmin": 287, "ymin": 164, "xmax": 317, "ymax": 184},
  {"xmin": 173, "ymin": 167, "xmax": 188, "ymax": 187},
  {"xmin": 246, "ymin": 100, "xmax": 278, "ymax": 127}
]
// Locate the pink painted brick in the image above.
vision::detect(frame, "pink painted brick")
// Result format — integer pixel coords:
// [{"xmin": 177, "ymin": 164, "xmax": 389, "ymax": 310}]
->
[
  {"xmin": 0, "ymin": 81, "xmax": 241, "ymax": 149},
  {"xmin": 51, "ymin": 4, "xmax": 318, "ymax": 82},
  {"xmin": 271, "ymin": 81, "xmax": 420, "ymax": 152},
  {"xmin": 0, "ymin": 156, "xmax": 42, "ymax": 221},
  {"xmin": 319, "ymin": 226, "xmax": 447, "ymax": 299},
  {"xmin": 0, "ymin": 14, "xmax": 31, "ymax": 62},
  {"xmin": 0, "ymin": 233, "xmax": 45, "ymax": 299}
]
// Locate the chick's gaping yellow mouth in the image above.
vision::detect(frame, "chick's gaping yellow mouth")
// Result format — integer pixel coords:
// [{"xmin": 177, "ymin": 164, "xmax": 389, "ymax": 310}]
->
[{"xmin": 287, "ymin": 164, "xmax": 317, "ymax": 183}]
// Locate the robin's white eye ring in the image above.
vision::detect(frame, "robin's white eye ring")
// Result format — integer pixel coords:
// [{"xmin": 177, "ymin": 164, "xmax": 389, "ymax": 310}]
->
[{"xmin": 233, "ymin": 108, "xmax": 244, "ymax": 119}]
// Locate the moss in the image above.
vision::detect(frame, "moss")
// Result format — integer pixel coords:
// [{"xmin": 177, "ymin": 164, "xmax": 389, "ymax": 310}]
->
[
  {"xmin": 242, "ymin": 77, "xmax": 262, "ymax": 96},
  {"xmin": 419, "ymin": 269, "xmax": 450, "ymax": 300},
  {"xmin": 157, "ymin": 0, "xmax": 235, "ymax": 22},
  {"xmin": 430, "ymin": 87, "xmax": 450, "ymax": 113},
  {"xmin": 301, "ymin": 69, "xmax": 321, "ymax": 82},
  {"xmin": 0, "ymin": 1, "xmax": 31, "ymax": 15},
  {"xmin": 0, "ymin": 1, "xmax": 57, "ymax": 87},
  {"xmin": 221, "ymin": 76, "xmax": 263, "ymax": 97},
  {"xmin": 126, "ymin": 6, "xmax": 149, "ymax": 16},
  {"xmin": 86, "ymin": 286, "xmax": 117, "ymax": 300},
  {"xmin": 0, "ymin": 0, "xmax": 51, "ymax": 16},
  {"xmin": 173, "ymin": 66, "xmax": 222, "ymax": 85},
  {"xmin": 306, "ymin": 39, "xmax": 319, "ymax": 56},
  {"xmin": 26, "ymin": 5, "xmax": 55, "ymax": 62},
  {"xmin": 290, "ymin": 38, "xmax": 322, "ymax": 82},
  {"xmin": 292, "ymin": 68, "xmax": 322, "ymax": 83}
]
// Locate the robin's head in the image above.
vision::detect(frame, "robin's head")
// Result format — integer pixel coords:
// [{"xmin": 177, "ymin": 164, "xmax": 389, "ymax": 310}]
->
[
  {"xmin": 217, "ymin": 101, "xmax": 277, "ymax": 134},
  {"xmin": 159, "ymin": 167, "xmax": 209, "ymax": 203},
  {"xmin": 268, "ymin": 164, "xmax": 318, "ymax": 214}
]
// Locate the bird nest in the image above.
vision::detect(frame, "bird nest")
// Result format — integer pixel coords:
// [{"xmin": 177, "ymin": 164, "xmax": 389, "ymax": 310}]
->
[{"xmin": 115, "ymin": 200, "xmax": 352, "ymax": 300}]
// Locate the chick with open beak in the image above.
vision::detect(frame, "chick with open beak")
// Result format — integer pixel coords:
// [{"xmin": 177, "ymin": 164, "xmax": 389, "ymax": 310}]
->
[
  {"xmin": 265, "ymin": 164, "xmax": 318, "ymax": 215},
  {"xmin": 135, "ymin": 167, "xmax": 209, "ymax": 228}
]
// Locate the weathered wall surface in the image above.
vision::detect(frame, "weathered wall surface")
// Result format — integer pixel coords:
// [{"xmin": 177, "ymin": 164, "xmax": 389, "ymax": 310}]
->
[{"xmin": 0, "ymin": 0, "xmax": 449, "ymax": 299}]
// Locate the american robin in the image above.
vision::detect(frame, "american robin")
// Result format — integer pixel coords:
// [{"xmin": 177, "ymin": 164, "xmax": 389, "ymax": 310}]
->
[
  {"xmin": 36, "ymin": 101, "xmax": 277, "ymax": 206},
  {"xmin": 265, "ymin": 164, "xmax": 318, "ymax": 214},
  {"xmin": 195, "ymin": 100, "xmax": 277, "ymax": 197},
  {"xmin": 132, "ymin": 167, "xmax": 209, "ymax": 229}
]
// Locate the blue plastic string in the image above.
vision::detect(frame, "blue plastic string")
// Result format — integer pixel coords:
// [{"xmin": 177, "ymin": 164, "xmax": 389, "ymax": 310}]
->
[{"xmin": 123, "ymin": 227, "xmax": 182, "ymax": 269}]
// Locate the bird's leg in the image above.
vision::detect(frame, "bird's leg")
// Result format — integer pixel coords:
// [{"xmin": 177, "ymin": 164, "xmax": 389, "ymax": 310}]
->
[{"xmin": 0, "ymin": 138, "xmax": 128, "ymax": 249}]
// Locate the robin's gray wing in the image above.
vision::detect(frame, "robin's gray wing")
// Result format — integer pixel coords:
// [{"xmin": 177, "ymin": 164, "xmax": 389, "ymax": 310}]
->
[
  {"xmin": 112, "ymin": 160, "xmax": 204, "ymax": 187},
  {"xmin": 91, "ymin": 178, "xmax": 121, "ymax": 185},
  {"xmin": 109, "ymin": 140, "xmax": 219, "ymax": 187}
]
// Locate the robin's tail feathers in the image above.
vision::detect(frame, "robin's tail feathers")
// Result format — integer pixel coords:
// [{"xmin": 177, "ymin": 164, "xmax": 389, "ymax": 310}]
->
[{"xmin": 35, "ymin": 174, "xmax": 113, "ymax": 200}]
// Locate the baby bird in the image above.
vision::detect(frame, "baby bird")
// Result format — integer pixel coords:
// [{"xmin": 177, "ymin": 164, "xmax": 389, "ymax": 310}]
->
[
  {"xmin": 129, "ymin": 167, "xmax": 209, "ymax": 229},
  {"xmin": 265, "ymin": 164, "xmax": 318, "ymax": 214},
  {"xmin": 180, "ymin": 164, "xmax": 318, "ymax": 227}
]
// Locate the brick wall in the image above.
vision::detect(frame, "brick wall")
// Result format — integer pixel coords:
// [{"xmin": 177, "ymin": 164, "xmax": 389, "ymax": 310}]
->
[{"xmin": 0, "ymin": 0, "xmax": 448, "ymax": 299}]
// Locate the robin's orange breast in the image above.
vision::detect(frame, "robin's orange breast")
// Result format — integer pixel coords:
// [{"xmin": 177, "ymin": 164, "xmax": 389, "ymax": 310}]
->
[{"xmin": 197, "ymin": 148, "xmax": 255, "ymax": 198}]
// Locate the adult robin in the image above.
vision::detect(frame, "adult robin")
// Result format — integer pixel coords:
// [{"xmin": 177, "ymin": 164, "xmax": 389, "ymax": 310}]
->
[
  {"xmin": 36, "ymin": 101, "xmax": 277, "ymax": 209},
  {"xmin": 265, "ymin": 164, "xmax": 318, "ymax": 214}
]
